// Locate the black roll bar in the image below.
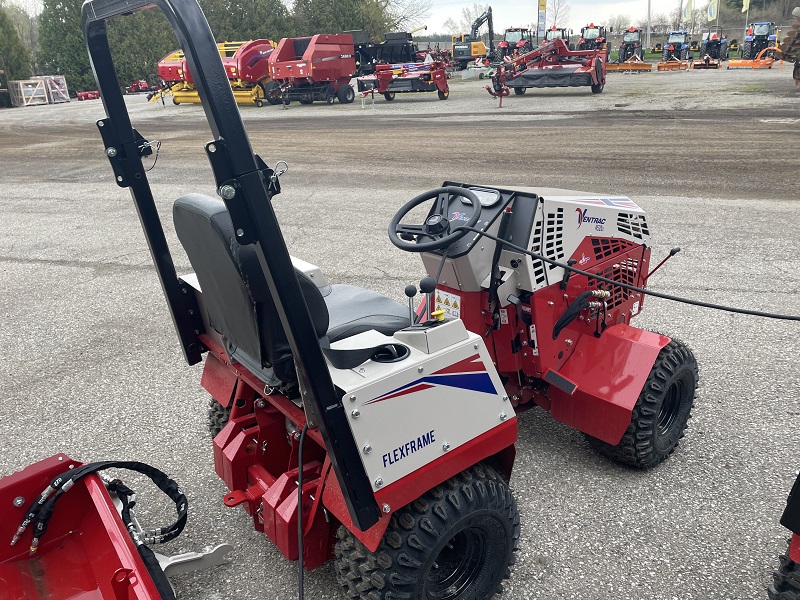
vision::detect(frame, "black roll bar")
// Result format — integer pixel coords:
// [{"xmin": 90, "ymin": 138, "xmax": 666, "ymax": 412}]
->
[{"xmin": 81, "ymin": 0, "xmax": 381, "ymax": 531}]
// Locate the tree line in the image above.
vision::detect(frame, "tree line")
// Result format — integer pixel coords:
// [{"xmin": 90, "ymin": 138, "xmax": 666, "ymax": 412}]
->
[{"xmin": 0, "ymin": 0, "xmax": 428, "ymax": 102}]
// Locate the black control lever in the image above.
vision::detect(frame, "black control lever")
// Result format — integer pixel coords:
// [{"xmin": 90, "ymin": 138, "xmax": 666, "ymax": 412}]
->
[
  {"xmin": 560, "ymin": 259, "xmax": 578, "ymax": 290},
  {"xmin": 644, "ymin": 247, "xmax": 681, "ymax": 282},
  {"xmin": 404, "ymin": 284, "xmax": 417, "ymax": 326}
]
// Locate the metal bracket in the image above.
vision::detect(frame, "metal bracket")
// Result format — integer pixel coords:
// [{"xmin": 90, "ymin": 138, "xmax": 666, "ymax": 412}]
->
[{"xmin": 155, "ymin": 543, "xmax": 234, "ymax": 578}]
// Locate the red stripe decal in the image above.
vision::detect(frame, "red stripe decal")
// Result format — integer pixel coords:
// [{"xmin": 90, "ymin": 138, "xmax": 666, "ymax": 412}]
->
[
  {"xmin": 365, "ymin": 383, "xmax": 434, "ymax": 404},
  {"xmin": 433, "ymin": 355, "xmax": 484, "ymax": 375}
]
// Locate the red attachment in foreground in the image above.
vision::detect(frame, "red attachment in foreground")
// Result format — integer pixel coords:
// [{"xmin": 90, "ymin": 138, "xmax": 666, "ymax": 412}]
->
[
  {"xmin": 0, "ymin": 454, "xmax": 163, "ymax": 600},
  {"xmin": 790, "ymin": 532, "xmax": 800, "ymax": 563}
]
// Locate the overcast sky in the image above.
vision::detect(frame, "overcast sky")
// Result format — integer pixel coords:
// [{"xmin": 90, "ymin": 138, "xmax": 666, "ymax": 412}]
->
[{"xmin": 427, "ymin": 0, "xmax": 682, "ymax": 33}]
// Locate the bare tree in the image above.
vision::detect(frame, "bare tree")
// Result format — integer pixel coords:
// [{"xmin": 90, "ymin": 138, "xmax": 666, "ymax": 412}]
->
[
  {"xmin": 607, "ymin": 13, "xmax": 632, "ymax": 34},
  {"xmin": 547, "ymin": 0, "xmax": 570, "ymax": 27},
  {"xmin": 442, "ymin": 17, "xmax": 460, "ymax": 34},
  {"xmin": 388, "ymin": 0, "xmax": 432, "ymax": 30},
  {"xmin": 458, "ymin": 3, "xmax": 489, "ymax": 33}
]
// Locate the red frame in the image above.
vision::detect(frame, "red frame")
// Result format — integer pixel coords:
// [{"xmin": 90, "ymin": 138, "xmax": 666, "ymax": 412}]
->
[{"xmin": 0, "ymin": 454, "xmax": 164, "ymax": 600}]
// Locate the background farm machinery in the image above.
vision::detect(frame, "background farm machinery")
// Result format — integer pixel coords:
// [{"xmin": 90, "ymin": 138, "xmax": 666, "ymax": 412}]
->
[
  {"xmin": 607, "ymin": 27, "xmax": 652, "ymax": 72},
  {"xmin": 452, "ymin": 6, "xmax": 495, "ymax": 68},
  {"xmin": 487, "ymin": 37, "xmax": 607, "ymax": 102},
  {"xmin": 577, "ymin": 24, "xmax": 609, "ymax": 51},
  {"xmin": 544, "ymin": 26, "xmax": 572, "ymax": 48},
  {"xmin": 154, "ymin": 39, "xmax": 275, "ymax": 105},
  {"xmin": 658, "ymin": 31, "xmax": 692, "ymax": 70},
  {"xmin": 264, "ymin": 34, "xmax": 356, "ymax": 105},
  {"xmin": 742, "ymin": 22, "xmax": 778, "ymax": 59},
  {"xmin": 693, "ymin": 25, "xmax": 729, "ymax": 69},
  {"xmin": 496, "ymin": 27, "xmax": 534, "ymax": 60},
  {"xmin": 356, "ymin": 60, "xmax": 449, "ymax": 101}
]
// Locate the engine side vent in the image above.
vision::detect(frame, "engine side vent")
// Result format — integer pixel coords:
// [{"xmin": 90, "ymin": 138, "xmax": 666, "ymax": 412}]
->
[
  {"xmin": 529, "ymin": 219, "xmax": 546, "ymax": 285},
  {"xmin": 587, "ymin": 257, "xmax": 639, "ymax": 309},
  {"xmin": 544, "ymin": 207, "xmax": 564, "ymax": 271},
  {"xmin": 617, "ymin": 213, "xmax": 650, "ymax": 240},
  {"xmin": 591, "ymin": 238, "xmax": 637, "ymax": 261}
]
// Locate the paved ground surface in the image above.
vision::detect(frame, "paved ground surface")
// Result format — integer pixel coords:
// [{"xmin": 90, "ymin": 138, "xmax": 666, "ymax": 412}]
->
[{"xmin": 1, "ymin": 67, "xmax": 799, "ymax": 599}]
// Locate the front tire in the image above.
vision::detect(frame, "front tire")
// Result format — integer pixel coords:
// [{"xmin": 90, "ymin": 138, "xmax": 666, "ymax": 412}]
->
[
  {"xmin": 768, "ymin": 539, "xmax": 800, "ymax": 599},
  {"xmin": 384, "ymin": 91, "xmax": 395, "ymax": 101},
  {"xmin": 587, "ymin": 339, "xmax": 698, "ymax": 468},
  {"xmin": 438, "ymin": 88, "xmax": 449, "ymax": 100},
  {"xmin": 513, "ymin": 87, "xmax": 526, "ymax": 95},
  {"xmin": 334, "ymin": 463, "xmax": 519, "ymax": 600}
]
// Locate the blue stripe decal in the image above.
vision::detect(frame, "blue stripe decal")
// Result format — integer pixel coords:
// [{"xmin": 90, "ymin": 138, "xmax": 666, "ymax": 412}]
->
[{"xmin": 372, "ymin": 372, "xmax": 496, "ymax": 402}]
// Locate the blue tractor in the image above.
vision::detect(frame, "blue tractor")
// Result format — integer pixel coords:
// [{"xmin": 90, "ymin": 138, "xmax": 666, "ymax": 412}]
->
[
  {"xmin": 742, "ymin": 22, "xmax": 777, "ymax": 59},
  {"xmin": 662, "ymin": 30, "xmax": 691, "ymax": 61}
]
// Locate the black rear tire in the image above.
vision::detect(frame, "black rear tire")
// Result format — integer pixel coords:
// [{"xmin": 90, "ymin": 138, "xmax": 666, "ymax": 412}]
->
[
  {"xmin": 337, "ymin": 85, "xmax": 355, "ymax": 104},
  {"xmin": 742, "ymin": 41, "xmax": 752, "ymax": 60},
  {"xmin": 438, "ymin": 88, "xmax": 449, "ymax": 100},
  {"xmin": 512, "ymin": 87, "xmax": 526, "ymax": 95},
  {"xmin": 586, "ymin": 338, "xmax": 698, "ymax": 468},
  {"xmin": 384, "ymin": 91, "xmax": 395, "ymax": 101},
  {"xmin": 768, "ymin": 540, "xmax": 800, "ymax": 600},
  {"xmin": 333, "ymin": 463, "xmax": 519, "ymax": 600},
  {"xmin": 208, "ymin": 398, "xmax": 231, "ymax": 438},
  {"xmin": 590, "ymin": 59, "xmax": 604, "ymax": 94},
  {"xmin": 662, "ymin": 48, "xmax": 670, "ymax": 62}
]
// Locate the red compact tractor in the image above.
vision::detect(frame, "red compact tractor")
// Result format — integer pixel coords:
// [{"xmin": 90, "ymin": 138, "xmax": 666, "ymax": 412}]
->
[
  {"xmin": 769, "ymin": 471, "xmax": 800, "ymax": 599},
  {"xmin": 0, "ymin": 0, "xmax": 699, "ymax": 598},
  {"xmin": 578, "ymin": 24, "xmax": 609, "ymax": 51},
  {"xmin": 266, "ymin": 34, "xmax": 356, "ymax": 105},
  {"xmin": 487, "ymin": 37, "xmax": 607, "ymax": 102}
]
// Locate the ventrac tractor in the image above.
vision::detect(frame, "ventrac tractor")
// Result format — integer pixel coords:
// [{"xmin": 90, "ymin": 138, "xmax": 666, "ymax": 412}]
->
[{"xmin": 0, "ymin": 0, "xmax": 700, "ymax": 598}]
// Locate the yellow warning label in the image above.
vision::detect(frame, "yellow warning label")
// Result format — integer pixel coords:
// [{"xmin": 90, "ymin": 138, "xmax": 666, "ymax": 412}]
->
[
  {"xmin": 444, "ymin": 298, "xmax": 451, "ymax": 306},
  {"xmin": 436, "ymin": 294, "xmax": 442, "ymax": 303},
  {"xmin": 452, "ymin": 300, "xmax": 459, "ymax": 309}
]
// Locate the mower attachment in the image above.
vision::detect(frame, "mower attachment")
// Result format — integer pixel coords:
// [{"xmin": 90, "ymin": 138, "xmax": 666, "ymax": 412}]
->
[
  {"xmin": 606, "ymin": 55, "xmax": 653, "ymax": 72},
  {"xmin": 727, "ymin": 46, "xmax": 781, "ymax": 69},
  {"xmin": 691, "ymin": 54, "xmax": 721, "ymax": 69},
  {"xmin": 656, "ymin": 57, "xmax": 689, "ymax": 71}
]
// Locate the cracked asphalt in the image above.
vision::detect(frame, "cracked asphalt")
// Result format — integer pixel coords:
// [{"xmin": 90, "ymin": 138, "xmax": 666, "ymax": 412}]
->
[{"xmin": 1, "ymin": 67, "xmax": 799, "ymax": 600}]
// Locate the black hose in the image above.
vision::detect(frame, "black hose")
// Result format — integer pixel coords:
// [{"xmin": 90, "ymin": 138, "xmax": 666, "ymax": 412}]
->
[
  {"xmin": 297, "ymin": 423, "xmax": 309, "ymax": 600},
  {"xmin": 454, "ymin": 226, "xmax": 800, "ymax": 322}
]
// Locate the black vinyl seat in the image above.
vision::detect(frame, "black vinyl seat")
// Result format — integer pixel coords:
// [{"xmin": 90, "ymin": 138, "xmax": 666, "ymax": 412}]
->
[{"xmin": 173, "ymin": 193, "xmax": 410, "ymax": 384}]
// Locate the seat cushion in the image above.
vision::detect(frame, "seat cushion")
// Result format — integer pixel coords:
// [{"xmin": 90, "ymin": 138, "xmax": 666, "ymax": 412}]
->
[{"xmin": 324, "ymin": 284, "xmax": 410, "ymax": 342}]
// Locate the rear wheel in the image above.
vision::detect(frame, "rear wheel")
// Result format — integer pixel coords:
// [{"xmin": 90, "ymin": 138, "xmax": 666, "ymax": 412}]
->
[
  {"xmin": 337, "ymin": 85, "xmax": 355, "ymax": 104},
  {"xmin": 299, "ymin": 94, "xmax": 313, "ymax": 105},
  {"xmin": 586, "ymin": 339, "xmax": 698, "ymax": 468},
  {"xmin": 680, "ymin": 48, "xmax": 689, "ymax": 61},
  {"xmin": 513, "ymin": 87, "xmax": 526, "ymax": 95},
  {"xmin": 384, "ymin": 91, "xmax": 395, "ymax": 101},
  {"xmin": 208, "ymin": 398, "xmax": 231, "ymax": 438},
  {"xmin": 768, "ymin": 540, "xmax": 800, "ymax": 600},
  {"xmin": 333, "ymin": 463, "xmax": 519, "ymax": 600},
  {"xmin": 742, "ymin": 41, "xmax": 752, "ymax": 60},
  {"xmin": 590, "ymin": 59, "xmax": 604, "ymax": 94},
  {"xmin": 662, "ymin": 49, "xmax": 670, "ymax": 62},
  {"xmin": 438, "ymin": 88, "xmax": 449, "ymax": 100}
]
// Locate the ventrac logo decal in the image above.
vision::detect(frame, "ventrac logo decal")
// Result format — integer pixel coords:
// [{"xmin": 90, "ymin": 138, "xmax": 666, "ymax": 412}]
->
[
  {"xmin": 364, "ymin": 355, "xmax": 496, "ymax": 406},
  {"xmin": 576, "ymin": 208, "xmax": 606, "ymax": 231},
  {"xmin": 450, "ymin": 211, "xmax": 471, "ymax": 222}
]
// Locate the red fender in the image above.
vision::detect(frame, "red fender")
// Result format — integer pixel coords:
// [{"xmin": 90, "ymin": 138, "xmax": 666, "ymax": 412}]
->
[
  {"xmin": 546, "ymin": 325, "xmax": 671, "ymax": 444},
  {"xmin": 791, "ymin": 533, "xmax": 800, "ymax": 563}
]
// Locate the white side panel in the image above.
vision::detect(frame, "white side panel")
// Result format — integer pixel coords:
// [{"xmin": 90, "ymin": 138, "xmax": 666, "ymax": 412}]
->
[{"xmin": 328, "ymin": 325, "xmax": 511, "ymax": 491}]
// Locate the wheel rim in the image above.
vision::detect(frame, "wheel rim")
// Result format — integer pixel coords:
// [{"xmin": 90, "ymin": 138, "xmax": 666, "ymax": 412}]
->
[
  {"xmin": 425, "ymin": 526, "xmax": 487, "ymax": 599},
  {"xmin": 657, "ymin": 376, "xmax": 686, "ymax": 436}
]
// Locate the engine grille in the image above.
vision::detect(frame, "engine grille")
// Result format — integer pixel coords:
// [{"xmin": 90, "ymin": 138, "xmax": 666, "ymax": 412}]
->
[
  {"xmin": 544, "ymin": 207, "xmax": 564, "ymax": 270},
  {"xmin": 587, "ymin": 257, "xmax": 639, "ymax": 309},
  {"xmin": 529, "ymin": 219, "xmax": 546, "ymax": 285},
  {"xmin": 617, "ymin": 213, "xmax": 650, "ymax": 239},
  {"xmin": 591, "ymin": 238, "xmax": 638, "ymax": 261}
]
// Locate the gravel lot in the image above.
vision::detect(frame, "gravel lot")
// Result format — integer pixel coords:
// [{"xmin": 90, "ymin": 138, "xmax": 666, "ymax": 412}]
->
[{"xmin": 1, "ymin": 66, "xmax": 799, "ymax": 600}]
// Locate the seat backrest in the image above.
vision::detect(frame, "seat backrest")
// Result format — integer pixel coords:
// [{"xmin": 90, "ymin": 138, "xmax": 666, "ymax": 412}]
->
[{"xmin": 173, "ymin": 193, "xmax": 328, "ymax": 383}]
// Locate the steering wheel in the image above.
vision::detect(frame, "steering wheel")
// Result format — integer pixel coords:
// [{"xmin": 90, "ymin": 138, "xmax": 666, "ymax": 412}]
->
[{"xmin": 388, "ymin": 186, "xmax": 481, "ymax": 252}]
